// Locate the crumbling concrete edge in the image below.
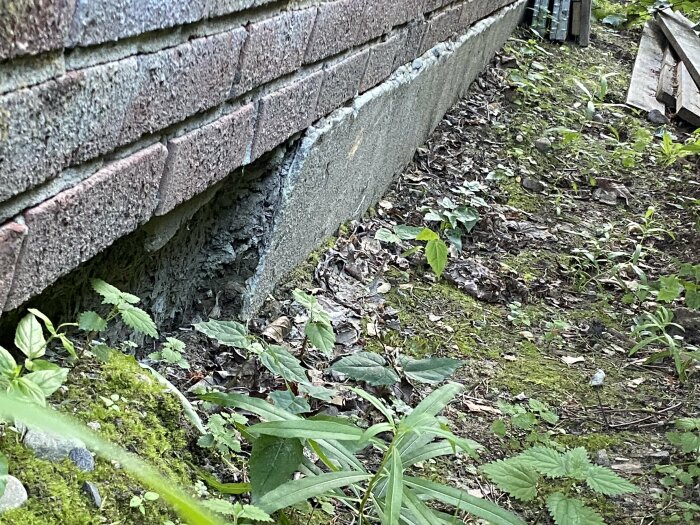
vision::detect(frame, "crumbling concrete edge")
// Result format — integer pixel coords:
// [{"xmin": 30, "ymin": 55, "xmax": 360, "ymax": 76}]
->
[{"xmin": 242, "ymin": 0, "xmax": 527, "ymax": 317}]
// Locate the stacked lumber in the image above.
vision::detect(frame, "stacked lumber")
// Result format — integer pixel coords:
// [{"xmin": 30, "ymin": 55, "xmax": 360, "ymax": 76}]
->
[
  {"xmin": 626, "ymin": 9, "xmax": 700, "ymax": 128},
  {"xmin": 529, "ymin": 0, "xmax": 592, "ymax": 45}
]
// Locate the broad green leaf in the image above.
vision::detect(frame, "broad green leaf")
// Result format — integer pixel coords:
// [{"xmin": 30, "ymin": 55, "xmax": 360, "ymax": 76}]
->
[
  {"xmin": 91, "ymin": 279, "xmax": 124, "ymax": 305},
  {"xmin": 200, "ymin": 393, "xmax": 299, "ymax": 422},
  {"xmin": 250, "ymin": 436, "xmax": 304, "ymax": 501},
  {"xmin": 15, "ymin": 313, "xmax": 46, "ymax": 359},
  {"xmin": 376, "ymin": 228, "xmax": 401, "ymax": 244},
  {"xmin": 269, "ymin": 390, "xmax": 311, "ymax": 414},
  {"xmin": 27, "ymin": 309, "xmax": 56, "ymax": 335},
  {"xmin": 401, "ymin": 441, "xmax": 461, "ymax": 468},
  {"xmin": 405, "ymin": 477, "xmax": 526, "ymax": 525},
  {"xmin": 0, "ymin": 452, "xmax": 7, "ymax": 497},
  {"xmin": 546, "ymin": 492, "xmax": 605, "ymax": 525},
  {"xmin": 481, "ymin": 459, "xmax": 539, "ymax": 501},
  {"xmin": 256, "ymin": 471, "xmax": 371, "ymax": 514},
  {"xmin": 259, "ymin": 345, "xmax": 308, "ymax": 384},
  {"xmin": 667, "ymin": 431, "xmax": 700, "ymax": 454},
  {"xmin": 454, "ymin": 206, "xmax": 479, "ymax": 232},
  {"xmin": 237, "ymin": 504, "xmax": 273, "ymax": 521},
  {"xmin": 57, "ymin": 334, "xmax": 77, "ymax": 358},
  {"xmin": 0, "ymin": 347, "xmax": 17, "ymax": 378},
  {"xmin": 79, "ymin": 311, "xmax": 108, "ymax": 332},
  {"xmin": 305, "ymin": 321, "xmax": 335, "ymax": 355},
  {"xmin": 403, "ymin": 383, "xmax": 463, "ymax": 428},
  {"xmin": 399, "ymin": 356, "xmax": 463, "ymax": 384},
  {"xmin": 330, "ymin": 352, "xmax": 399, "ymax": 386},
  {"xmin": 658, "ymin": 276, "xmax": 684, "ymax": 302},
  {"xmin": 686, "ymin": 288, "xmax": 700, "ymax": 309},
  {"xmin": 298, "ymin": 384, "xmax": 337, "ymax": 402},
  {"xmin": 519, "ymin": 446, "xmax": 568, "ymax": 478},
  {"xmin": 248, "ymin": 420, "xmax": 363, "ymax": 441},
  {"xmin": 491, "ymin": 419, "xmax": 507, "ymax": 437},
  {"xmin": 194, "ymin": 320, "xmax": 249, "ymax": 349},
  {"xmin": 564, "ymin": 448, "xmax": 592, "ymax": 480},
  {"xmin": 511, "ymin": 412, "xmax": 537, "ymax": 430},
  {"xmin": 675, "ymin": 418, "xmax": 700, "ymax": 431},
  {"xmin": 23, "ymin": 368, "xmax": 68, "ymax": 397},
  {"xmin": 425, "ymin": 239, "xmax": 448, "ymax": 277},
  {"xmin": 0, "ymin": 393, "xmax": 224, "ymax": 525},
  {"xmin": 8, "ymin": 377, "xmax": 46, "ymax": 406},
  {"xmin": 394, "ymin": 225, "xmax": 424, "ymax": 240},
  {"xmin": 118, "ymin": 304, "xmax": 158, "ymax": 338},
  {"xmin": 416, "ymin": 228, "xmax": 439, "ymax": 241},
  {"xmin": 292, "ymin": 289, "xmax": 318, "ymax": 310},
  {"xmin": 401, "ymin": 488, "xmax": 444, "ymax": 525},
  {"xmin": 384, "ymin": 449, "xmax": 404, "ymax": 525},
  {"xmin": 585, "ymin": 465, "xmax": 638, "ymax": 495}
]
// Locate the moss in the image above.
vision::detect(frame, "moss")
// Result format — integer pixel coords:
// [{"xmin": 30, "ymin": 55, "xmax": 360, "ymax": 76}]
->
[
  {"xmin": 1, "ymin": 352, "xmax": 198, "ymax": 524},
  {"xmin": 556, "ymin": 432, "xmax": 624, "ymax": 452},
  {"xmin": 277, "ymin": 236, "xmax": 338, "ymax": 293}
]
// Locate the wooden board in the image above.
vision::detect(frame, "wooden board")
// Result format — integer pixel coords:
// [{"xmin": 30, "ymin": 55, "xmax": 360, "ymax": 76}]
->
[
  {"xmin": 571, "ymin": 1, "xmax": 581, "ymax": 36},
  {"xmin": 550, "ymin": 0, "xmax": 572, "ymax": 41},
  {"xmin": 579, "ymin": 0, "xmax": 592, "ymax": 46},
  {"xmin": 656, "ymin": 46, "xmax": 678, "ymax": 108},
  {"xmin": 626, "ymin": 22, "xmax": 666, "ymax": 113},
  {"xmin": 657, "ymin": 9, "xmax": 700, "ymax": 90},
  {"xmin": 676, "ymin": 62, "xmax": 700, "ymax": 127}
]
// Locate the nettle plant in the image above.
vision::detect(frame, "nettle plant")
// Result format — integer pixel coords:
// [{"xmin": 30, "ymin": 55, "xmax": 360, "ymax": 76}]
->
[
  {"xmin": 149, "ymin": 337, "xmax": 190, "ymax": 369},
  {"xmin": 491, "ymin": 399, "xmax": 559, "ymax": 448},
  {"xmin": 375, "ymin": 224, "xmax": 449, "ymax": 278},
  {"xmin": 483, "ymin": 446, "xmax": 638, "ymax": 525},
  {"xmin": 201, "ymin": 383, "xmax": 527, "ymax": 525}
]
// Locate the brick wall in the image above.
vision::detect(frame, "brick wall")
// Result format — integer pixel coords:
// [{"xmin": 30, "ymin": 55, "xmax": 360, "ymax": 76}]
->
[{"xmin": 0, "ymin": 0, "xmax": 517, "ymax": 317}]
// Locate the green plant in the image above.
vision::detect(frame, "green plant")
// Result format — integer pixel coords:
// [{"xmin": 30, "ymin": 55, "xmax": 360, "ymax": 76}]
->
[
  {"xmin": 483, "ymin": 445, "xmax": 638, "ymax": 524},
  {"xmin": 197, "ymin": 413, "xmax": 246, "ymax": 459},
  {"xmin": 375, "ymin": 224, "xmax": 450, "ymax": 277},
  {"xmin": 292, "ymin": 289, "xmax": 336, "ymax": 355},
  {"xmin": 423, "ymin": 196, "xmax": 480, "ymax": 251},
  {"xmin": 659, "ymin": 131, "xmax": 700, "ymax": 167},
  {"xmin": 630, "ymin": 306, "xmax": 699, "ymax": 381},
  {"xmin": 202, "ymin": 383, "xmax": 526, "ymax": 525},
  {"xmin": 653, "ymin": 265, "xmax": 700, "ymax": 309},
  {"xmin": 0, "ymin": 311, "xmax": 70, "ymax": 406},
  {"xmin": 491, "ymin": 399, "xmax": 560, "ymax": 448},
  {"xmin": 149, "ymin": 337, "xmax": 190, "ymax": 369},
  {"xmin": 200, "ymin": 500, "xmax": 273, "ymax": 524},
  {"xmin": 130, "ymin": 491, "xmax": 160, "ymax": 515}
]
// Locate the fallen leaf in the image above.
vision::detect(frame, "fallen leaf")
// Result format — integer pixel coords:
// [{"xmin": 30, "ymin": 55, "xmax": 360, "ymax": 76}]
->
[
  {"xmin": 262, "ymin": 316, "xmax": 292, "ymax": 343},
  {"xmin": 465, "ymin": 401, "xmax": 502, "ymax": 415},
  {"xmin": 377, "ymin": 282, "xmax": 391, "ymax": 294},
  {"xmin": 428, "ymin": 314, "xmax": 443, "ymax": 322},
  {"xmin": 625, "ymin": 377, "xmax": 645, "ymax": 388},
  {"xmin": 560, "ymin": 355, "xmax": 585, "ymax": 366}
]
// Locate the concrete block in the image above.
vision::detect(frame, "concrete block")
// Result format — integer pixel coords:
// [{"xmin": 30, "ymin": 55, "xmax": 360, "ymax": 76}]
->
[
  {"xmin": 392, "ymin": 20, "xmax": 427, "ymax": 69},
  {"xmin": 0, "ymin": 57, "xmax": 140, "ymax": 202},
  {"xmin": 5, "ymin": 144, "xmax": 167, "ymax": 310},
  {"xmin": 0, "ymin": 0, "xmax": 74, "ymax": 60},
  {"xmin": 207, "ymin": 0, "xmax": 277, "ymax": 18},
  {"xmin": 156, "ymin": 104, "xmax": 255, "ymax": 215},
  {"xmin": 390, "ymin": 0, "xmax": 425, "ymax": 27},
  {"xmin": 251, "ymin": 71, "xmax": 323, "ymax": 160},
  {"xmin": 120, "ymin": 28, "xmax": 246, "ymax": 143},
  {"xmin": 358, "ymin": 0, "xmax": 393, "ymax": 44},
  {"xmin": 0, "ymin": 222, "xmax": 27, "ymax": 313},
  {"xmin": 243, "ymin": 0, "xmax": 527, "ymax": 316},
  {"xmin": 423, "ymin": 0, "xmax": 445, "ymax": 13},
  {"xmin": 232, "ymin": 8, "xmax": 316, "ymax": 96},
  {"xmin": 317, "ymin": 49, "xmax": 369, "ymax": 117},
  {"xmin": 360, "ymin": 34, "xmax": 401, "ymax": 92},
  {"xmin": 420, "ymin": 3, "xmax": 463, "ymax": 54},
  {"xmin": 68, "ymin": 0, "xmax": 207, "ymax": 47},
  {"xmin": 304, "ymin": 0, "xmax": 364, "ymax": 64}
]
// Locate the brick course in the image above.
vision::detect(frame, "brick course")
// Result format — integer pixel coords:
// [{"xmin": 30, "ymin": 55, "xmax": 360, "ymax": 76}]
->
[
  {"xmin": 360, "ymin": 34, "xmax": 401, "ymax": 92},
  {"xmin": 420, "ymin": 3, "xmax": 464, "ymax": 54},
  {"xmin": 0, "ymin": 0, "xmax": 74, "ymax": 60},
  {"xmin": 317, "ymin": 50, "xmax": 370, "ymax": 117},
  {"xmin": 5, "ymin": 144, "xmax": 167, "ymax": 309},
  {"xmin": 304, "ymin": 0, "xmax": 364, "ymax": 64}
]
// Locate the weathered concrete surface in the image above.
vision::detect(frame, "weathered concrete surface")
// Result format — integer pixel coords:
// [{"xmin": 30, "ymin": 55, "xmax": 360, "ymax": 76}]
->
[
  {"xmin": 5, "ymin": 144, "xmax": 167, "ymax": 309},
  {"xmin": 242, "ymin": 0, "xmax": 526, "ymax": 316},
  {"xmin": 0, "ymin": 222, "xmax": 27, "ymax": 315}
]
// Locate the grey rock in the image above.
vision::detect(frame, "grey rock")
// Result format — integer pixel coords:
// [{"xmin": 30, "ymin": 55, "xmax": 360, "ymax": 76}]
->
[
  {"xmin": 521, "ymin": 176, "xmax": 545, "ymax": 192},
  {"xmin": 595, "ymin": 449, "xmax": 611, "ymax": 467},
  {"xmin": 647, "ymin": 109, "xmax": 670, "ymax": 125},
  {"xmin": 515, "ymin": 134, "xmax": 524, "ymax": 142},
  {"xmin": 592, "ymin": 113, "xmax": 605, "ymax": 123},
  {"xmin": 0, "ymin": 476, "xmax": 28, "ymax": 513},
  {"xmin": 69, "ymin": 448, "xmax": 95, "ymax": 472},
  {"xmin": 82, "ymin": 481, "xmax": 102, "ymax": 508},
  {"xmin": 412, "ymin": 58, "xmax": 424, "ymax": 70},
  {"xmin": 534, "ymin": 137, "xmax": 552, "ymax": 153},
  {"xmin": 23, "ymin": 428, "xmax": 85, "ymax": 462}
]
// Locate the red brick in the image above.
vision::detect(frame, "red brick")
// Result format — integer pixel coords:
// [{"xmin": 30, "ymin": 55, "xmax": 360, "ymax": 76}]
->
[
  {"xmin": 156, "ymin": 104, "xmax": 256, "ymax": 215},
  {"xmin": 360, "ymin": 34, "xmax": 401, "ymax": 92},
  {"xmin": 358, "ymin": 0, "xmax": 393, "ymax": 43},
  {"xmin": 251, "ymin": 71, "xmax": 323, "ymax": 160},
  {"xmin": 120, "ymin": 28, "xmax": 246, "ymax": 142},
  {"xmin": 0, "ymin": 0, "xmax": 74, "ymax": 60},
  {"xmin": 0, "ymin": 222, "xmax": 27, "ymax": 314},
  {"xmin": 393, "ymin": 19, "xmax": 427, "ymax": 68},
  {"xmin": 233, "ymin": 8, "xmax": 317, "ymax": 96},
  {"xmin": 5, "ymin": 144, "xmax": 167, "ymax": 309},
  {"xmin": 304, "ymin": 0, "xmax": 364, "ymax": 64},
  {"xmin": 391, "ymin": 0, "xmax": 425, "ymax": 27},
  {"xmin": 317, "ymin": 49, "xmax": 370, "ymax": 117},
  {"xmin": 420, "ymin": 4, "xmax": 463, "ymax": 54}
]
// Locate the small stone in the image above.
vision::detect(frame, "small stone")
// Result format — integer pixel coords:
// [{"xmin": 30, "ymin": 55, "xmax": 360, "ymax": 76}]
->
[
  {"xmin": 647, "ymin": 109, "xmax": 670, "ymax": 125},
  {"xmin": 592, "ymin": 113, "xmax": 605, "ymax": 123},
  {"xmin": 82, "ymin": 481, "xmax": 102, "ymax": 508},
  {"xmin": 411, "ymin": 58, "xmax": 423, "ymax": 70},
  {"xmin": 515, "ymin": 134, "xmax": 524, "ymax": 142},
  {"xmin": 69, "ymin": 448, "xmax": 95, "ymax": 472},
  {"xmin": 24, "ymin": 429, "xmax": 85, "ymax": 461},
  {"xmin": 86, "ymin": 421, "xmax": 101, "ymax": 431},
  {"xmin": 595, "ymin": 449, "xmax": 611, "ymax": 467},
  {"xmin": 521, "ymin": 176, "xmax": 545, "ymax": 192},
  {"xmin": 0, "ymin": 476, "xmax": 28, "ymax": 513},
  {"xmin": 534, "ymin": 137, "xmax": 552, "ymax": 153}
]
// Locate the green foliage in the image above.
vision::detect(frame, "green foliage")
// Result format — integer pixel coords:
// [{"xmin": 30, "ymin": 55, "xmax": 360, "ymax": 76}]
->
[
  {"xmin": 483, "ymin": 446, "xmax": 638, "ymax": 525},
  {"xmin": 492, "ymin": 398, "xmax": 560, "ymax": 449},
  {"xmin": 659, "ymin": 131, "xmax": 700, "ymax": 167},
  {"xmin": 197, "ymin": 413, "xmax": 245, "ymax": 459},
  {"xmin": 149, "ymin": 337, "xmax": 190, "ymax": 369},
  {"xmin": 292, "ymin": 289, "xmax": 336, "ymax": 355},
  {"xmin": 0, "ymin": 452, "xmax": 7, "ymax": 498},
  {"xmin": 90, "ymin": 279, "xmax": 158, "ymax": 338},
  {"xmin": 130, "ymin": 491, "xmax": 160, "ymax": 515},
  {"xmin": 200, "ymin": 500, "xmax": 272, "ymax": 524}
]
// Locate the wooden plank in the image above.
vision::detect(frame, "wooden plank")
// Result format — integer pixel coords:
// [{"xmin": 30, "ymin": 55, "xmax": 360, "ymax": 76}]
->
[
  {"xmin": 579, "ymin": 0, "xmax": 592, "ymax": 46},
  {"xmin": 657, "ymin": 9, "xmax": 700, "ymax": 90},
  {"xmin": 676, "ymin": 61, "xmax": 700, "ymax": 127},
  {"xmin": 571, "ymin": 1, "xmax": 581, "ymax": 36},
  {"xmin": 656, "ymin": 46, "xmax": 678, "ymax": 108},
  {"xmin": 550, "ymin": 0, "xmax": 572, "ymax": 41},
  {"xmin": 626, "ymin": 22, "xmax": 666, "ymax": 113}
]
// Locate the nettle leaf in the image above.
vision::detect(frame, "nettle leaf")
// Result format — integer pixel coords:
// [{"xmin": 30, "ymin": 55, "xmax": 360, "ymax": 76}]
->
[
  {"xmin": 260, "ymin": 345, "xmax": 308, "ymax": 384},
  {"xmin": 686, "ymin": 287, "xmax": 700, "ymax": 309},
  {"xmin": 425, "ymin": 239, "xmax": 448, "ymax": 277},
  {"xmin": 394, "ymin": 225, "xmax": 423, "ymax": 240},
  {"xmin": 399, "ymin": 356, "xmax": 463, "ymax": 384},
  {"xmin": 249, "ymin": 435, "xmax": 304, "ymax": 501},
  {"xmin": 416, "ymin": 228, "xmax": 440, "ymax": 241},
  {"xmin": 305, "ymin": 321, "xmax": 335, "ymax": 356},
  {"xmin": 23, "ymin": 369, "xmax": 68, "ymax": 398},
  {"xmin": 91, "ymin": 279, "xmax": 123, "ymax": 305},
  {"xmin": 269, "ymin": 390, "xmax": 311, "ymax": 414},
  {"xmin": 375, "ymin": 228, "xmax": 401, "ymax": 244},
  {"xmin": 194, "ymin": 320, "xmax": 249, "ymax": 349},
  {"xmin": 298, "ymin": 384, "xmax": 336, "ymax": 402},
  {"xmin": 237, "ymin": 504, "xmax": 273, "ymax": 522},
  {"xmin": 482, "ymin": 459, "xmax": 539, "ymax": 501},
  {"xmin": 79, "ymin": 311, "xmax": 108, "ymax": 332},
  {"xmin": 118, "ymin": 304, "xmax": 158, "ymax": 338},
  {"xmin": 15, "ymin": 314, "xmax": 46, "ymax": 360},
  {"xmin": 667, "ymin": 431, "xmax": 700, "ymax": 454},
  {"xmin": 0, "ymin": 347, "xmax": 17, "ymax": 378},
  {"xmin": 546, "ymin": 492, "xmax": 605, "ymax": 525},
  {"xmin": 519, "ymin": 446, "xmax": 568, "ymax": 478},
  {"xmin": 658, "ymin": 276, "xmax": 684, "ymax": 302},
  {"xmin": 330, "ymin": 352, "xmax": 399, "ymax": 386},
  {"xmin": 564, "ymin": 448, "xmax": 592, "ymax": 480},
  {"xmin": 585, "ymin": 465, "xmax": 638, "ymax": 495}
]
